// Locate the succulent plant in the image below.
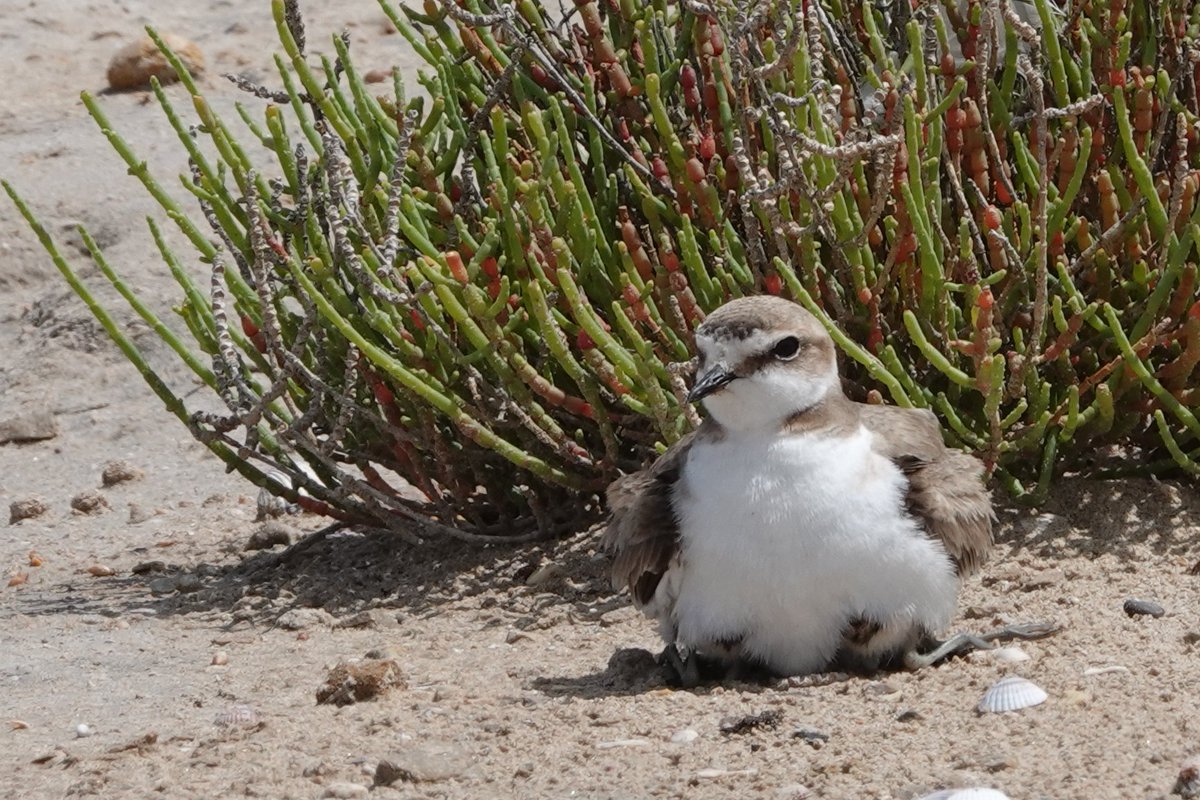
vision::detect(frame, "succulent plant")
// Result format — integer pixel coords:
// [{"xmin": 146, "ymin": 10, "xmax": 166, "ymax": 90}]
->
[{"xmin": 6, "ymin": 0, "xmax": 1200, "ymax": 542}]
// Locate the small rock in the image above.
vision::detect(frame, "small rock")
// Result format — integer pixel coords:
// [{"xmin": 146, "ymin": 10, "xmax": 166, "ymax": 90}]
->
[
  {"xmin": 333, "ymin": 611, "xmax": 377, "ymax": 630},
  {"xmin": 1021, "ymin": 569, "xmax": 1063, "ymax": 591},
  {"xmin": 11, "ymin": 720, "xmax": 29, "ymax": 730},
  {"xmin": 323, "ymin": 782, "xmax": 369, "ymax": 798},
  {"xmin": 317, "ymin": 658, "xmax": 406, "ymax": 706},
  {"xmin": 719, "ymin": 709, "xmax": 782, "ymax": 735},
  {"xmin": 277, "ymin": 608, "xmax": 332, "ymax": 630},
  {"xmin": 211, "ymin": 651, "xmax": 229, "ymax": 666},
  {"xmin": 101, "ymin": 460, "xmax": 143, "ymax": 487},
  {"xmin": 505, "ymin": 630, "xmax": 531, "ymax": 644},
  {"xmin": 131, "ymin": 560, "xmax": 167, "ymax": 575},
  {"xmin": 175, "ymin": 574, "xmax": 203, "ymax": 593},
  {"xmin": 245, "ymin": 522, "xmax": 294, "ymax": 551},
  {"xmin": 1174, "ymin": 754, "xmax": 1200, "ymax": 798},
  {"xmin": 71, "ymin": 490, "xmax": 110, "ymax": 515},
  {"xmin": 363, "ymin": 67, "xmax": 394, "ymax": 83},
  {"xmin": 86, "ymin": 565, "xmax": 115, "ymax": 577},
  {"xmin": 1124, "ymin": 598, "xmax": 1165, "ymax": 618},
  {"xmin": 896, "ymin": 709, "xmax": 923, "ymax": 723},
  {"xmin": 10, "ymin": 498, "xmax": 49, "ymax": 524},
  {"xmin": 7, "ymin": 572, "xmax": 29, "ymax": 587},
  {"xmin": 525, "ymin": 563, "xmax": 565, "ymax": 588},
  {"xmin": 374, "ymin": 742, "xmax": 472, "ymax": 784},
  {"xmin": 790, "ymin": 728, "xmax": 830, "ymax": 748},
  {"xmin": 107, "ymin": 33, "xmax": 205, "ymax": 90},
  {"xmin": 148, "ymin": 577, "xmax": 177, "ymax": 596},
  {"xmin": 127, "ymin": 503, "xmax": 153, "ymax": 524},
  {"xmin": 670, "ymin": 728, "xmax": 699, "ymax": 744},
  {"xmin": 1184, "ymin": 631, "xmax": 1200, "ymax": 646},
  {"xmin": 0, "ymin": 410, "xmax": 59, "ymax": 444},
  {"xmin": 75, "ymin": 724, "xmax": 93, "ymax": 738}
]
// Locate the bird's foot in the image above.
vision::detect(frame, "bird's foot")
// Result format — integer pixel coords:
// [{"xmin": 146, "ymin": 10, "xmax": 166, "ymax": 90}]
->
[
  {"xmin": 903, "ymin": 620, "xmax": 1062, "ymax": 670},
  {"xmin": 659, "ymin": 643, "xmax": 701, "ymax": 688}
]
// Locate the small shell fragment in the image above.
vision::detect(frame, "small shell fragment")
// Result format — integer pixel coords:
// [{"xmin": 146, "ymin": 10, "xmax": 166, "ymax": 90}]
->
[
  {"xmin": 1083, "ymin": 665, "xmax": 1129, "ymax": 676},
  {"xmin": 670, "ymin": 728, "xmax": 699, "ymax": 743},
  {"xmin": 214, "ymin": 705, "xmax": 259, "ymax": 729},
  {"xmin": 977, "ymin": 646, "xmax": 1030, "ymax": 664},
  {"xmin": 918, "ymin": 790, "xmax": 1011, "ymax": 800},
  {"xmin": 977, "ymin": 676, "xmax": 1047, "ymax": 713},
  {"xmin": 1123, "ymin": 598, "xmax": 1165, "ymax": 618}
]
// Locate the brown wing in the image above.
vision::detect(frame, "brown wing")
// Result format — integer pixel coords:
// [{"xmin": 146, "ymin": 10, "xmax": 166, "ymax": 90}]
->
[
  {"xmin": 601, "ymin": 432, "xmax": 695, "ymax": 607},
  {"xmin": 860, "ymin": 405, "xmax": 995, "ymax": 577}
]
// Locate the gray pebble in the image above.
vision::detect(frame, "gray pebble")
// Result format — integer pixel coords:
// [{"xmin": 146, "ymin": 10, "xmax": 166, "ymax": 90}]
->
[
  {"xmin": 374, "ymin": 742, "xmax": 471, "ymax": 785},
  {"xmin": 175, "ymin": 574, "xmax": 203, "ymax": 593},
  {"xmin": 148, "ymin": 577, "xmax": 178, "ymax": 596},
  {"xmin": 245, "ymin": 522, "xmax": 294, "ymax": 551},
  {"xmin": 1123, "ymin": 598, "xmax": 1165, "ymax": 618}
]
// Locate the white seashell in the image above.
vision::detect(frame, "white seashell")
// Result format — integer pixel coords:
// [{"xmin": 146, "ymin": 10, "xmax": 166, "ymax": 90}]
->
[
  {"xmin": 977, "ymin": 675, "xmax": 1048, "ymax": 713},
  {"xmin": 918, "ymin": 789, "xmax": 1011, "ymax": 800},
  {"xmin": 670, "ymin": 728, "xmax": 699, "ymax": 743}
]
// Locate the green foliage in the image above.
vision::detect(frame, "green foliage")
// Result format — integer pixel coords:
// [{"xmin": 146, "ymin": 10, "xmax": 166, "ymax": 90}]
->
[{"xmin": 7, "ymin": 0, "xmax": 1200, "ymax": 539}]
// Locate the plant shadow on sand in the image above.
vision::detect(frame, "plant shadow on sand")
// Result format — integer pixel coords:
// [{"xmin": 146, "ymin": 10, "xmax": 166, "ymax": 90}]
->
[{"xmin": 11, "ymin": 475, "xmax": 1197, "ymax": 700}]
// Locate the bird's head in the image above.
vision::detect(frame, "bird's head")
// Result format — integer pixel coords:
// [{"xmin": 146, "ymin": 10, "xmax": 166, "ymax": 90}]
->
[{"xmin": 688, "ymin": 296, "xmax": 839, "ymax": 432}]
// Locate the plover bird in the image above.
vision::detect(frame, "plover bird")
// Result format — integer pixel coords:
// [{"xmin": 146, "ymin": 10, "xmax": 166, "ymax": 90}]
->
[{"xmin": 604, "ymin": 296, "xmax": 1054, "ymax": 685}]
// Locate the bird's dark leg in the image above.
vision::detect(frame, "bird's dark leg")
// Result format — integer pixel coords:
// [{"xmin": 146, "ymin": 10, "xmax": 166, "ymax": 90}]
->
[
  {"xmin": 660, "ymin": 643, "xmax": 701, "ymax": 688},
  {"xmin": 903, "ymin": 620, "xmax": 1061, "ymax": 669}
]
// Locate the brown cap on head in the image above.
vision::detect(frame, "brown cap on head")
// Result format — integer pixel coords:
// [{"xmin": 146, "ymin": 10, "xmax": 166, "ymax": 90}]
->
[{"xmin": 697, "ymin": 296, "xmax": 829, "ymax": 344}]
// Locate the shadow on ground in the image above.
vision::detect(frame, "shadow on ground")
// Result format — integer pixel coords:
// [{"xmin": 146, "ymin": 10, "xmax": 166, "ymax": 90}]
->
[{"xmin": 10, "ymin": 476, "xmax": 1198, "ymax": 633}]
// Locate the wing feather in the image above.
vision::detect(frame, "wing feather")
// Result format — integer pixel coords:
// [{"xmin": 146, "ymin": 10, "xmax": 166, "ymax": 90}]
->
[
  {"xmin": 860, "ymin": 405, "xmax": 995, "ymax": 577},
  {"xmin": 601, "ymin": 433, "xmax": 693, "ymax": 606}
]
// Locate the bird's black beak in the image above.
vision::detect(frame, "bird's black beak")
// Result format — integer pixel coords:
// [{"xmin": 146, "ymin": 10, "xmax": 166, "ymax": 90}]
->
[{"xmin": 687, "ymin": 363, "xmax": 735, "ymax": 403}]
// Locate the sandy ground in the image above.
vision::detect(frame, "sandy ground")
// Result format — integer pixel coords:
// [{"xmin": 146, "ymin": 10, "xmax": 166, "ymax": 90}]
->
[{"xmin": 2, "ymin": 2, "xmax": 1200, "ymax": 799}]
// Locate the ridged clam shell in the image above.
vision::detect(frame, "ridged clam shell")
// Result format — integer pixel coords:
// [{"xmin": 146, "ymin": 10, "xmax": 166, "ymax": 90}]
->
[
  {"xmin": 918, "ymin": 790, "xmax": 1011, "ymax": 800},
  {"xmin": 977, "ymin": 675, "xmax": 1047, "ymax": 713}
]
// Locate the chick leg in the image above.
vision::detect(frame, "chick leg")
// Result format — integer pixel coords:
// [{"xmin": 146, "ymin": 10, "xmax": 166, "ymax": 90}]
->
[
  {"xmin": 903, "ymin": 620, "xmax": 1061, "ymax": 670},
  {"xmin": 660, "ymin": 643, "xmax": 701, "ymax": 688}
]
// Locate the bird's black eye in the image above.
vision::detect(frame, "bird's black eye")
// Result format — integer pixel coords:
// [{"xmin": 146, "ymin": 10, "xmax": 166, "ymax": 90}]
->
[{"xmin": 772, "ymin": 335, "xmax": 801, "ymax": 360}]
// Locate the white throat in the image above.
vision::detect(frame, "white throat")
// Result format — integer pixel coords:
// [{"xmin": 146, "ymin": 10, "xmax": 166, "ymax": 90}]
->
[{"xmin": 696, "ymin": 334, "xmax": 838, "ymax": 434}]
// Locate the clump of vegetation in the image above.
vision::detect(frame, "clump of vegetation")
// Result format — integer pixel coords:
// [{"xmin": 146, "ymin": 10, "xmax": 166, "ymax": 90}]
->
[{"xmin": 6, "ymin": 0, "xmax": 1200, "ymax": 541}]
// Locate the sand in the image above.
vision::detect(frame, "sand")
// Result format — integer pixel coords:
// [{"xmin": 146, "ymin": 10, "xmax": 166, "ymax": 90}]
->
[{"xmin": 1, "ymin": 2, "xmax": 1199, "ymax": 798}]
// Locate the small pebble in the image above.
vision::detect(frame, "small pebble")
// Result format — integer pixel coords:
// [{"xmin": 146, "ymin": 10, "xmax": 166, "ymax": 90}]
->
[
  {"xmin": 86, "ymin": 565, "xmax": 115, "ymax": 577},
  {"xmin": 322, "ymin": 782, "xmax": 369, "ymax": 799},
  {"xmin": 791, "ymin": 728, "xmax": 830, "ymax": 748},
  {"xmin": 107, "ymin": 33, "xmax": 205, "ymax": 90},
  {"xmin": 127, "ymin": 503, "xmax": 153, "ymax": 524},
  {"xmin": 9, "ymin": 498, "xmax": 50, "ymax": 524},
  {"xmin": 245, "ymin": 522, "xmax": 294, "ymax": 551},
  {"xmin": 0, "ymin": 410, "xmax": 59, "ymax": 443},
  {"xmin": 131, "ymin": 560, "xmax": 167, "ymax": 575},
  {"xmin": 101, "ymin": 460, "xmax": 143, "ymax": 487},
  {"xmin": 175, "ymin": 574, "xmax": 203, "ymax": 593},
  {"xmin": 75, "ymin": 723, "xmax": 93, "ymax": 738},
  {"xmin": 71, "ymin": 490, "xmax": 110, "ymax": 515},
  {"xmin": 1124, "ymin": 598, "xmax": 1165, "ymax": 618},
  {"xmin": 148, "ymin": 577, "xmax": 178, "ymax": 596},
  {"xmin": 211, "ymin": 651, "xmax": 229, "ymax": 666},
  {"xmin": 670, "ymin": 728, "xmax": 699, "ymax": 744}
]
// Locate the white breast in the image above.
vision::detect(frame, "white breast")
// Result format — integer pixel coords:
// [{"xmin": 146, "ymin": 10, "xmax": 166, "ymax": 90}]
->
[{"xmin": 663, "ymin": 425, "xmax": 958, "ymax": 675}]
